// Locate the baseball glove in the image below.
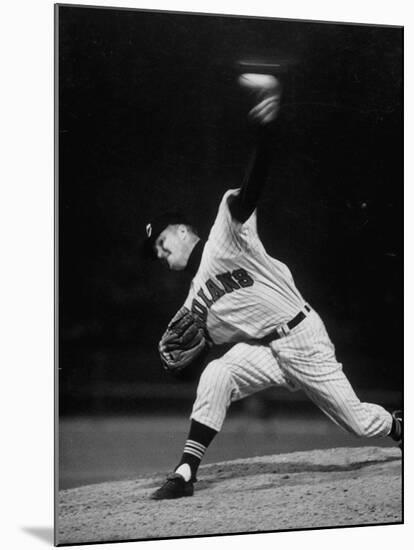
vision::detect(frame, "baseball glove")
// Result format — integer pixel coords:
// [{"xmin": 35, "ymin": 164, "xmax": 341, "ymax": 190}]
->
[{"xmin": 159, "ymin": 306, "xmax": 207, "ymax": 375}]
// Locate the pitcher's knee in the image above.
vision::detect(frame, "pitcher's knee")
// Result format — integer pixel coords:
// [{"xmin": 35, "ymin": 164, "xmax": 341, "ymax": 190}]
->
[
  {"xmin": 348, "ymin": 421, "xmax": 372, "ymax": 438},
  {"xmin": 345, "ymin": 412, "xmax": 389, "ymax": 439}
]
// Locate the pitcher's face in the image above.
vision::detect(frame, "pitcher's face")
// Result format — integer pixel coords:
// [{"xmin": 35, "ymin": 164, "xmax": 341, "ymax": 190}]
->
[{"xmin": 154, "ymin": 225, "xmax": 189, "ymax": 271}]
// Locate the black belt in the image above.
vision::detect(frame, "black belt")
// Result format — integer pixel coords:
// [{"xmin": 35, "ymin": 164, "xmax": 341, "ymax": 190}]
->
[{"xmin": 261, "ymin": 304, "xmax": 311, "ymax": 344}]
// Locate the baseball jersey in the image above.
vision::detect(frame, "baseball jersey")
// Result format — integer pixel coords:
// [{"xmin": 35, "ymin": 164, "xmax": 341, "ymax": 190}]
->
[{"xmin": 183, "ymin": 188, "xmax": 306, "ymax": 345}]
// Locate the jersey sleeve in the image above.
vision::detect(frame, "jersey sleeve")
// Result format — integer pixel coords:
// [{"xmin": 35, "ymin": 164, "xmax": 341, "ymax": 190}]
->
[{"xmin": 207, "ymin": 189, "xmax": 261, "ymax": 256}]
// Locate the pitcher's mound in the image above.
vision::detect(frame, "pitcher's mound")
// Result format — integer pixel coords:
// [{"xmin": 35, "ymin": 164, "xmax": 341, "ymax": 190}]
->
[{"xmin": 58, "ymin": 446, "xmax": 402, "ymax": 545}]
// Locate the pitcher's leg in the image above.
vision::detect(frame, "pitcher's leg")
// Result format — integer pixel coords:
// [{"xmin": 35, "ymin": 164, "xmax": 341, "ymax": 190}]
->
[
  {"xmin": 191, "ymin": 342, "xmax": 291, "ymax": 431},
  {"xmin": 272, "ymin": 314, "xmax": 393, "ymax": 438},
  {"xmin": 300, "ymin": 367, "xmax": 392, "ymax": 438},
  {"xmin": 190, "ymin": 358, "xmax": 237, "ymax": 432},
  {"xmin": 152, "ymin": 342, "xmax": 287, "ymax": 499}
]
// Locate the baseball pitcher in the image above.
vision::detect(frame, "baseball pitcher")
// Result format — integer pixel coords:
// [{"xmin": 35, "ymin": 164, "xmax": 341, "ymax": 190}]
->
[{"xmin": 143, "ymin": 73, "xmax": 402, "ymax": 499}]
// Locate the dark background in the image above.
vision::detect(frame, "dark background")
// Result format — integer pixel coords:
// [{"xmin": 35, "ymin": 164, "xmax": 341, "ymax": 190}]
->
[{"xmin": 58, "ymin": 6, "xmax": 403, "ymax": 416}]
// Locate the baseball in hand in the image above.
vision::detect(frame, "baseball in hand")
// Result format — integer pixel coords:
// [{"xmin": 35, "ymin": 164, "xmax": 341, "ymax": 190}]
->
[{"xmin": 238, "ymin": 73, "xmax": 281, "ymax": 124}]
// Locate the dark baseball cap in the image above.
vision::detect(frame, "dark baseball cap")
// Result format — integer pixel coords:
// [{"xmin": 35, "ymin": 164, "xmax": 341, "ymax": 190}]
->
[{"xmin": 141, "ymin": 211, "xmax": 193, "ymax": 259}]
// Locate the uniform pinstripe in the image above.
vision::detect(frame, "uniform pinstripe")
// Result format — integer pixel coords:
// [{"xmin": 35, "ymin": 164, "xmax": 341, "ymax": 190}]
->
[{"xmin": 185, "ymin": 188, "xmax": 392, "ymax": 438}]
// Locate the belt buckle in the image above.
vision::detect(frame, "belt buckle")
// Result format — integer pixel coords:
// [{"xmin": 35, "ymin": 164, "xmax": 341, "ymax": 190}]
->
[{"xmin": 276, "ymin": 322, "xmax": 290, "ymax": 338}]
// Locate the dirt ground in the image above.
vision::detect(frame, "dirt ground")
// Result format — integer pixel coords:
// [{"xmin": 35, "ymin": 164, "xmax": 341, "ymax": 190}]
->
[{"xmin": 57, "ymin": 446, "xmax": 402, "ymax": 545}]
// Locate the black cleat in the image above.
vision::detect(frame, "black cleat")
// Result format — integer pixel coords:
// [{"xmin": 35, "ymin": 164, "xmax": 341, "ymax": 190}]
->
[
  {"xmin": 150, "ymin": 473, "xmax": 194, "ymax": 500},
  {"xmin": 391, "ymin": 410, "xmax": 403, "ymax": 451}
]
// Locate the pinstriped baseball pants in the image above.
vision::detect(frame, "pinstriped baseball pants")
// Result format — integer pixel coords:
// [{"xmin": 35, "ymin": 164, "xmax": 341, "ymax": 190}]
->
[{"xmin": 191, "ymin": 309, "xmax": 393, "ymax": 437}]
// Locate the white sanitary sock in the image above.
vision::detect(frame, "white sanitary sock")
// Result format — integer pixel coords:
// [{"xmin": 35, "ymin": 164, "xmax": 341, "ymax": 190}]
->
[{"xmin": 175, "ymin": 463, "xmax": 192, "ymax": 482}]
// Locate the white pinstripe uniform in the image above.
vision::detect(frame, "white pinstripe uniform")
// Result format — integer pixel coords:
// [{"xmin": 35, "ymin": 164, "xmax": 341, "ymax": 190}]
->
[{"xmin": 183, "ymin": 188, "xmax": 392, "ymax": 437}]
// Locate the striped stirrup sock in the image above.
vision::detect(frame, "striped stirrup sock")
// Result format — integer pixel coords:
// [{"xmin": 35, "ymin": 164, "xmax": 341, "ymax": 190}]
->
[
  {"xmin": 184, "ymin": 439, "xmax": 207, "ymax": 461},
  {"xmin": 175, "ymin": 420, "xmax": 218, "ymax": 481}
]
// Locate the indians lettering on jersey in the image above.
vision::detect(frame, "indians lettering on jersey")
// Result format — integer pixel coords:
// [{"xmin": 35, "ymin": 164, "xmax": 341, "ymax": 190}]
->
[
  {"xmin": 190, "ymin": 268, "xmax": 254, "ymax": 323},
  {"xmin": 184, "ymin": 189, "xmax": 306, "ymax": 345}
]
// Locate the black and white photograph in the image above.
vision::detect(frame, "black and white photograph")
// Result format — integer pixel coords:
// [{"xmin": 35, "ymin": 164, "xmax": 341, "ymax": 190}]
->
[{"xmin": 55, "ymin": 3, "xmax": 403, "ymax": 546}]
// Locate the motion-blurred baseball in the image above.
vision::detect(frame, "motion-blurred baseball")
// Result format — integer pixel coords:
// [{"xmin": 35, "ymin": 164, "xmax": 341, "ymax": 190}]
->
[{"xmin": 238, "ymin": 73, "xmax": 280, "ymax": 95}]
